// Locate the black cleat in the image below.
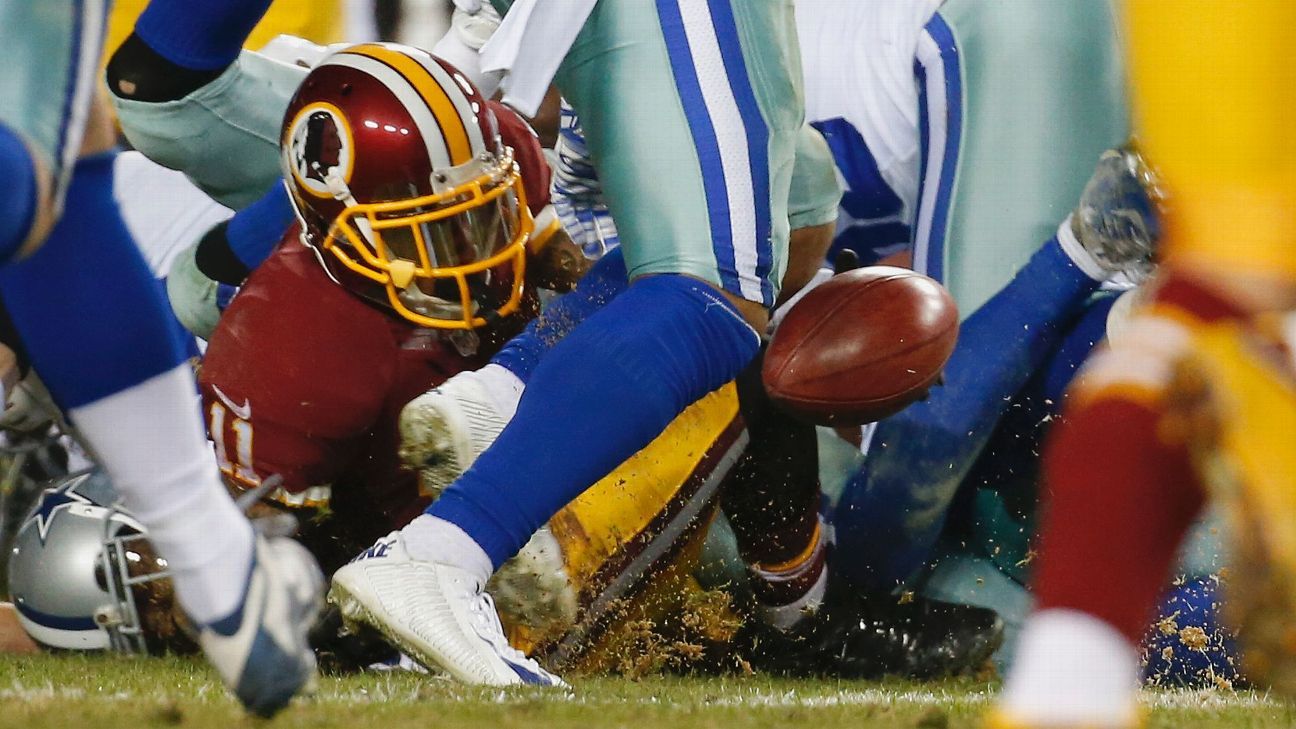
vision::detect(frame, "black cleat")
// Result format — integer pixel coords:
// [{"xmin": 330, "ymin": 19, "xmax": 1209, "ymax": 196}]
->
[{"xmin": 741, "ymin": 586, "xmax": 1004, "ymax": 679}]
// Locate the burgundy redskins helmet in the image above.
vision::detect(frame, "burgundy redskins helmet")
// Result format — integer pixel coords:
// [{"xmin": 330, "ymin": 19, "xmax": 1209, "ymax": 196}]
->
[{"xmin": 280, "ymin": 43, "xmax": 532, "ymax": 329}]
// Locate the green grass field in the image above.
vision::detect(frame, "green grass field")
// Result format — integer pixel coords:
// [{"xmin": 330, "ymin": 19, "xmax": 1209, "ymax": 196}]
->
[{"xmin": 0, "ymin": 654, "xmax": 1292, "ymax": 729}]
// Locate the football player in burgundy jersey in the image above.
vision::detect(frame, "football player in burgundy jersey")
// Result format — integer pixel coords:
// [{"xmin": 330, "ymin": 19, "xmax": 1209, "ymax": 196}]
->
[{"xmin": 199, "ymin": 44, "xmax": 552, "ymax": 572}]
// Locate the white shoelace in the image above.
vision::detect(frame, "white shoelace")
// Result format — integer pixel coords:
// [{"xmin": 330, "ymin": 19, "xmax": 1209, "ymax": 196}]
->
[{"xmin": 468, "ymin": 591, "xmax": 545, "ymax": 672}]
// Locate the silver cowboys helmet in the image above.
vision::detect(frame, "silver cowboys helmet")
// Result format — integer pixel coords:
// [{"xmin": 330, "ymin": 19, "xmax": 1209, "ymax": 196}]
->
[{"xmin": 7, "ymin": 470, "xmax": 193, "ymax": 654}]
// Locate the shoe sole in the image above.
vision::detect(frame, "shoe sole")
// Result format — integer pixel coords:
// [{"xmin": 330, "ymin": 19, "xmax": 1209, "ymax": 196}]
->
[
  {"xmin": 488, "ymin": 527, "xmax": 579, "ymax": 650},
  {"xmin": 397, "ymin": 394, "xmax": 471, "ymax": 499}
]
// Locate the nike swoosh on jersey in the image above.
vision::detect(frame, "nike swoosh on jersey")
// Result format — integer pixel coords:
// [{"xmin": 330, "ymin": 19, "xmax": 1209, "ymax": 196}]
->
[{"xmin": 212, "ymin": 384, "xmax": 253, "ymax": 421}]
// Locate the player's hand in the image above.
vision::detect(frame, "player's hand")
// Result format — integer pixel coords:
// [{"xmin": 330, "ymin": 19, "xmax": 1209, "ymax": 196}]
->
[
  {"xmin": 531, "ymin": 231, "xmax": 593, "ymax": 292},
  {"xmin": 0, "ymin": 374, "xmax": 59, "ymax": 434}
]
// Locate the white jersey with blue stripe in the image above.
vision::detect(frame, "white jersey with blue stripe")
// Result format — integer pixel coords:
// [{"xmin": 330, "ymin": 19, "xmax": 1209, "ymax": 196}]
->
[
  {"xmin": 795, "ymin": 0, "xmax": 944, "ymax": 269},
  {"xmin": 550, "ymin": 0, "xmax": 949, "ymax": 274},
  {"xmin": 111, "ymin": 150, "xmax": 233, "ymax": 355},
  {"xmin": 552, "ymin": 105, "xmax": 619, "ymax": 259}
]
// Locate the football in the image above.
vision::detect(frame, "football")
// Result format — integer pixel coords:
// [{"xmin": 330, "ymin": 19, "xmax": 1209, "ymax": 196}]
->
[{"xmin": 763, "ymin": 266, "xmax": 959, "ymax": 426}]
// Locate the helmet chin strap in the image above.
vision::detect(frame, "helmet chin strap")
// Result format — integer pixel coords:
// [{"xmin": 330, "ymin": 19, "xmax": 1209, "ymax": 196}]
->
[
  {"xmin": 322, "ymin": 166, "xmax": 355, "ymax": 204},
  {"xmin": 320, "ymin": 163, "xmax": 389, "ymax": 275}
]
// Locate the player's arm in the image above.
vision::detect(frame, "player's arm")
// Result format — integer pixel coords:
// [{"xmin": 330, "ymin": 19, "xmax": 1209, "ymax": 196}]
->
[
  {"xmin": 166, "ymin": 183, "xmax": 296, "ymax": 339},
  {"xmin": 776, "ymin": 125, "xmax": 842, "ymax": 306},
  {"xmin": 0, "ymin": 604, "xmax": 39, "ymax": 655},
  {"xmin": 550, "ymin": 104, "xmax": 621, "ymax": 262},
  {"xmin": 106, "ymin": 2, "xmax": 308, "ymax": 209}
]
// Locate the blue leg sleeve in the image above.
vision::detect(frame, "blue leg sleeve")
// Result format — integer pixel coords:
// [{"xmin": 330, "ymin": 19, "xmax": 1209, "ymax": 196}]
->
[
  {"xmin": 134, "ymin": 0, "xmax": 273, "ymax": 71},
  {"xmin": 490, "ymin": 249, "xmax": 628, "ymax": 383},
  {"xmin": 964, "ymin": 291, "xmax": 1118, "ymax": 492},
  {"xmin": 226, "ymin": 184, "xmax": 295, "ymax": 271},
  {"xmin": 831, "ymin": 236, "xmax": 1101, "ymax": 590},
  {"xmin": 0, "ymin": 153, "xmax": 188, "ymax": 408},
  {"xmin": 431, "ymin": 274, "xmax": 759, "ymax": 568},
  {"xmin": 0, "ymin": 123, "xmax": 39, "ymax": 265}
]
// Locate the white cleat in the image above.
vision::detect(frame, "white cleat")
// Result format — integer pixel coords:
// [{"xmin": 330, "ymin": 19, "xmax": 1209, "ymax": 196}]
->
[
  {"xmin": 398, "ymin": 371, "xmax": 508, "ymax": 498},
  {"xmin": 329, "ymin": 531, "xmax": 566, "ymax": 687},
  {"xmin": 199, "ymin": 535, "xmax": 325, "ymax": 718}
]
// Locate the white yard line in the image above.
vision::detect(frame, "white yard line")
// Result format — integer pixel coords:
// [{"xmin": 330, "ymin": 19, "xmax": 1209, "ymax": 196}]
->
[{"xmin": 0, "ymin": 678, "xmax": 1280, "ymax": 714}]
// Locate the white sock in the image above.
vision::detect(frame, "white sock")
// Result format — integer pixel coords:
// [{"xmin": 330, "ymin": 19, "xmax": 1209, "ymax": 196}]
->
[
  {"xmin": 756, "ymin": 568, "xmax": 828, "ymax": 631},
  {"xmin": 401, "ymin": 513, "xmax": 493, "ymax": 586},
  {"xmin": 1055, "ymin": 215, "xmax": 1109, "ymax": 282},
  {"xmin": 473, "ymin": 363, "xmax": 525, "ymax": 421},
  {"xmin": 999, "ymin": 608, "xmax": 1141, "ymax": 726},
  {"xmin": 69, "ymin": 366, "xmax": 254, "ymax": 625}
]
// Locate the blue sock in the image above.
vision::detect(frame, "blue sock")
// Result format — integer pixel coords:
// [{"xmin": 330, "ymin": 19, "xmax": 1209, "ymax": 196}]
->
[
  {"xmin": 832, "ymin": 235, "xmax": 1101, "ymax": 590},
  {"xmin": 431, "ymin": 274, "xmax": 759, "ymax": 568},
  {"xmin": 227, "ymin": 184, "xmax": 295, "ymax": 270},
  {"xmin": 1143, "ymin": 576, "xmax": 1241, "ymax": 687},
  {"xmin": 974, "ymin": 289, "xmax": 1120, "ymax": 489},
  {"xmin": 0, "ymin": 153, "xmax": 187, "ymax": 408},
  {"xmin": 0, "ymin": 123, "xmax": 39, "ymax": 265},
  {"xmin": 491, "ymin": 248, "xmax": 628, "ymax": 383},
  {"xmin": 134, "ymin": 0, "xmax": 273, "ymax": 71}
]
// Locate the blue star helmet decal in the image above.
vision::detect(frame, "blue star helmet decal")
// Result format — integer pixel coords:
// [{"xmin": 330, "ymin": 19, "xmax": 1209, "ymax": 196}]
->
[{"xmin": 25, "ymin": 473, "xmax": 94, "ymax": 544}]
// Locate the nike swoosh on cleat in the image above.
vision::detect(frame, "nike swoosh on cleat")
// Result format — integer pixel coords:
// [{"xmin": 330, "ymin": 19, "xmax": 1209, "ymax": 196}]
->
[{"xmin": 505, "ymin": 659, "xmax": 554, "ymax": 686}]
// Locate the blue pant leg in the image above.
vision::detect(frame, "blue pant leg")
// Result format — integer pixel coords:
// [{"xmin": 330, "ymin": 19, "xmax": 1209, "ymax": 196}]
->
[
  {"xmin": 431, "ymin": 274, "xmax": 758, "ymax": 567},
  {"xmin": 0, "ymin": 153, "xmax": 188, "ymax": 408},
  {"xmin": 490, "ymin": 249, "xmax": 627, "ymax": 383},
  {"xmin": 831, "ymin": 237, "xmax": 1099, "ymax": 590}
]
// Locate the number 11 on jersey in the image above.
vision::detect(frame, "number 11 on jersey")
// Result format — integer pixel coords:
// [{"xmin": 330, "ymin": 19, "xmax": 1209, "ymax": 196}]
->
[{"xmin": 209, "ymin": 400, "xmax": 259, "ymax": 486}]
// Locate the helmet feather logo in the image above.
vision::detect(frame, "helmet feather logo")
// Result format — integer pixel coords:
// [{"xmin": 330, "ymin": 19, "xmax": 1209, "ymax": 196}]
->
[{"xmin": 287, "ymin": 102, "xmax": 355, "ymax": 199}]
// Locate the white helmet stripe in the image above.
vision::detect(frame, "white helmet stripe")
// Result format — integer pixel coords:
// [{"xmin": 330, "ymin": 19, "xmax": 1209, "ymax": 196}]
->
[
  {"xmin": 320, "ymin": 53, "xmax": 453, "ymax": 170},
  {"xmin": 414, "ymin": 54, "xmax": 489, "ymax": 154}
]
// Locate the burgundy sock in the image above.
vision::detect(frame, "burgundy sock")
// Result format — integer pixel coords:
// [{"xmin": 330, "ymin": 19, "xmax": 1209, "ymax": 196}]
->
[{"xmin": 1033, "ymin": 395, "xmax": 1205, "ymax": 643}]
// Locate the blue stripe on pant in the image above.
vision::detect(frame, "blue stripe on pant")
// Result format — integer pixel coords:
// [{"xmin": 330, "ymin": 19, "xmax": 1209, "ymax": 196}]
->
[
  {"xmin": 912, "ymin": 13, "xmax": 963, "ymax": 285},
  {"xmin": 655, "ymin": 0, "xmax": 777, "ymax": 307},
  {"xmin": 706, "ymin": 0, "xmax": 774, "ymax": 306}
]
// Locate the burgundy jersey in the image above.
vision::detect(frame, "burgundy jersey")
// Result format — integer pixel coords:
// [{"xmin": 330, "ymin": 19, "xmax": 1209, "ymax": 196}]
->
[
  {"xmin": 200, "ymin": 242, "xmax": 490, "ymax": 525},
  {"xmin": 201, "ymin": 103, "xmax": 547, "ymax": 555}
]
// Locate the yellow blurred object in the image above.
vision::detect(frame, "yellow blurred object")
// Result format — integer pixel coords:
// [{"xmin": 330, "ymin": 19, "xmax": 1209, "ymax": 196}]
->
[
  {"xmin": 1174, "ymin": 319, "xmax": 1296, "ymax": 694},
  {"xmin": 1123, "ymin": 0, "xmax": 1296, "ymax": 280},
  {"xmin": 980, "ymin": 711, "xmax": 1142, "ymax": 729},
  {"xmin": 104, "ymin": 0, "xmax": 344, "ymax": 63}
]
